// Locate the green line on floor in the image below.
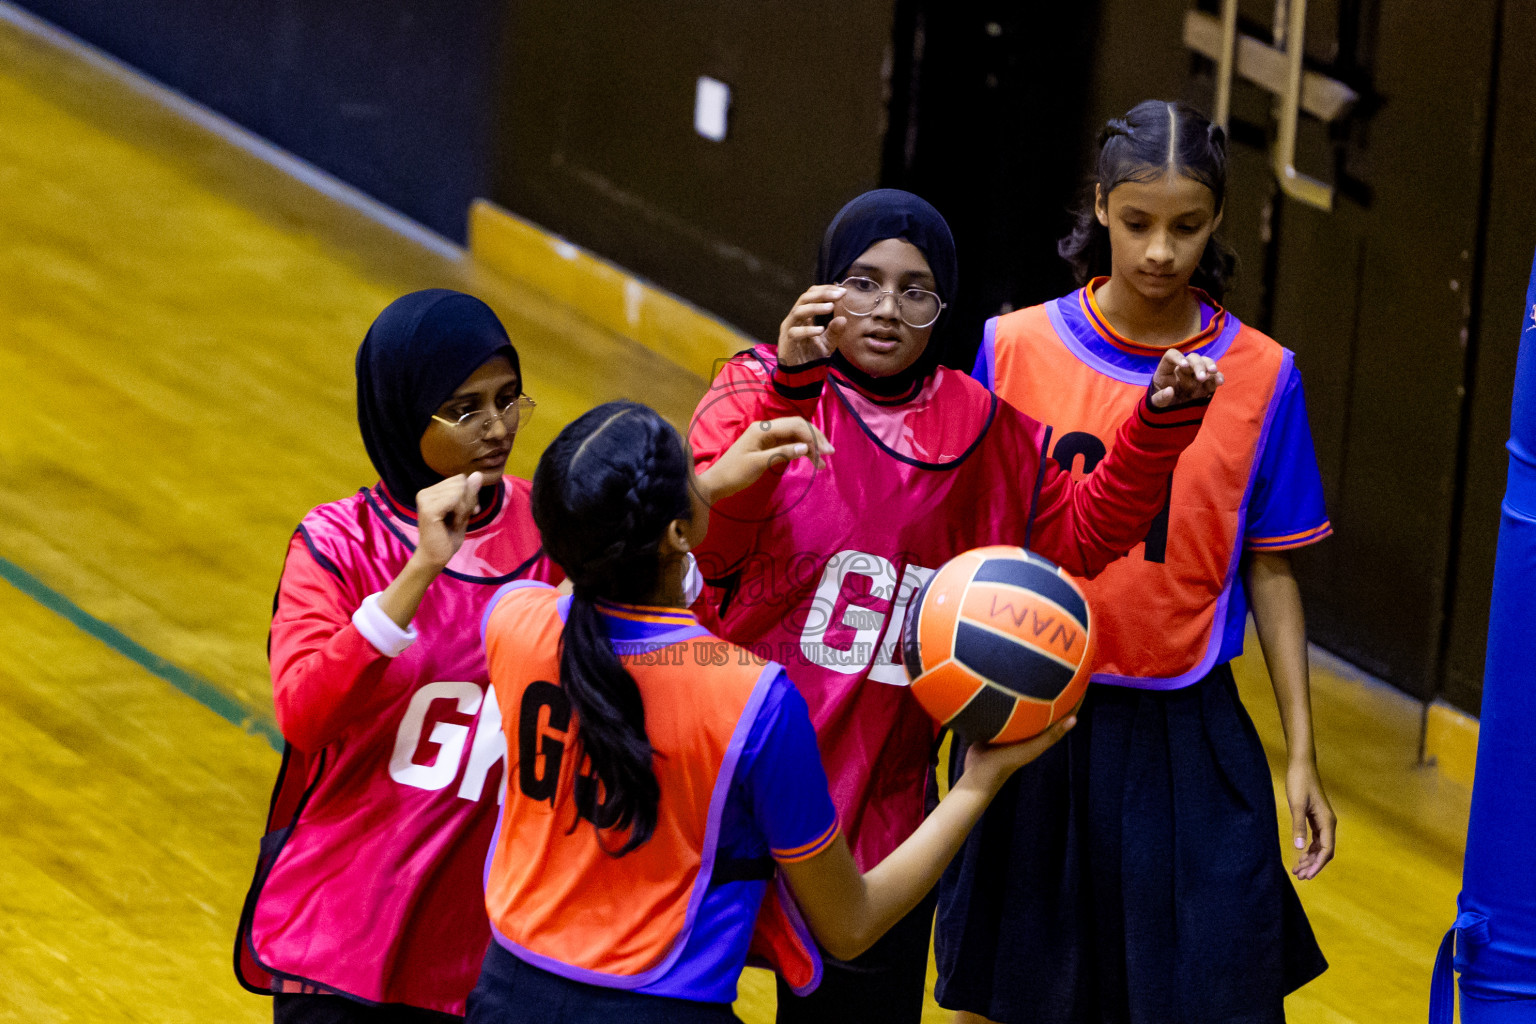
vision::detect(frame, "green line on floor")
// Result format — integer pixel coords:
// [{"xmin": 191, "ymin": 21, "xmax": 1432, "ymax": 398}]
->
[{"xmin": 0, "ymin": 555, "xmax": 281, "ymax": 751}]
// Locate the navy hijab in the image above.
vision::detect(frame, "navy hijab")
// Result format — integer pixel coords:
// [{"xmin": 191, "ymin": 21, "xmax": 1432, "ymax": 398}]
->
[
  {"xmin": 356, "ymin": 289, "xmax": 519, "ymax": 509},
  {"xmin": 815, "ymin": 188, "xmax": 959, "ymax": 392}
]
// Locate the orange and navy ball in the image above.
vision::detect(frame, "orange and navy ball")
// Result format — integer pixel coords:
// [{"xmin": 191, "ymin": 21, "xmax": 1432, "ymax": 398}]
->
[{"xmin": 902, "ymin": 545, "xmax": 1092, "ymax": 745}]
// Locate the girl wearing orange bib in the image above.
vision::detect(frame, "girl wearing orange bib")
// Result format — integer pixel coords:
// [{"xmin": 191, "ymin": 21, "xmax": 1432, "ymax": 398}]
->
[
  {"xmin": 935, "ymin": 101, "xmax": 1336, "ymax": 1024},
  {"xmin": 468, "ymin": 401, "xmax": 1074, "ymax": 1023}
]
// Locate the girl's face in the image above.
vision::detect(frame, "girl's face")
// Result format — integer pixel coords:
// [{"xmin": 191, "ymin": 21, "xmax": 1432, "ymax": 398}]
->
[
  {"xmin": 828, "ymin": 238, "xmax": 938, "ymax": 378},
  {"xmin": 1096, "ymin": 172, "xmax": 1222, "ymax": 303},
  {"xmin": 419, "ymin": 354, "xmax": 522, "ymax": 481}
]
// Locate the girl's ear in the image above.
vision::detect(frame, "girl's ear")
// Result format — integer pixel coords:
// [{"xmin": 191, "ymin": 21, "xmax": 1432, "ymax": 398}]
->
[
  {"xmin": 1212, "ymin": 203, "xmax": 1225, "ymax": 233},
  {"xmin": 659, "ymin": 517, "xmax": 692, "ymax": 556},
  {"xmin": 1094, "ymin": 184, "xmax": 1110, "ymax": 227}
]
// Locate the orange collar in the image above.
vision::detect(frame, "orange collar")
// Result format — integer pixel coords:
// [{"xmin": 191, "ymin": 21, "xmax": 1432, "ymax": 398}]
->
[
  {"xmin": 592, "ymin": 599, "xmax": 698, "ymax": 627},
  {"xmin": 1081, "ymin": 277, "xmax": 1225, "ymax": 355}
]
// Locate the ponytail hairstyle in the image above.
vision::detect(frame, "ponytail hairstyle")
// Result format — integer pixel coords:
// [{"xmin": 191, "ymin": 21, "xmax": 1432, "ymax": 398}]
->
[
  {"xmin": 1059, "ymin": 99, "xmax": 1238, "ymax": 301},
  {"xmin": 530, "ymin": 401, "xmax": 693, "ymax": 855}
]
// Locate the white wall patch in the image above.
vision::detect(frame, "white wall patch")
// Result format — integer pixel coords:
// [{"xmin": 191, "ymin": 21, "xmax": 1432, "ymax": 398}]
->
[{"xmin": 694, "ymin": 76, "xmax": 731, "ymax": 142}]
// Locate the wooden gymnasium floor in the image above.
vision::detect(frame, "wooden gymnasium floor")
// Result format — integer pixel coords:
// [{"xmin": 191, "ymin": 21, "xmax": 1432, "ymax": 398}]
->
[{"xmin": 0, "ymin": 6, "xmax": 1469, "ymax": 1022}]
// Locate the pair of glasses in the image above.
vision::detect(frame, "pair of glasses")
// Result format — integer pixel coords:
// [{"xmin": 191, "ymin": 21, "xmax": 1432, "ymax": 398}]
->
[
  {"xmin": 839, "ymin": 276, "xmax": 946, "ymax": 329},
  {"xmin": 432, "ymin": 394, "xmax": 537, "ymax": 436}
]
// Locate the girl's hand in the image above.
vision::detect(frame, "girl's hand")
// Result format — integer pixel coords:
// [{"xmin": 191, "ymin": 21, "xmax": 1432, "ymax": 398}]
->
[
  {"xmin": 413, "ymin": 472, "xmax": 483, "ymax": 571},
  {"xmin": 957, "ymin": 715, "xmax": 1077, "ymax": 795},
  {"xmin": 780, "ymin": 711, "xmax": 1077, "ymax": 962},
  {"xmin": 1150, "ymin": 349, "xmax": 1224, "ymax": 408},
  {"xmin": 778, "ymin": 285, "xmax": 848, "ymax": 366},
  {"xmin": 1286, "ymin": 759, "xmax": 1336, "ymax": 880},
  {"xmin": 696, "ymin": 417, "xmax": 833, "ymax": 506}
]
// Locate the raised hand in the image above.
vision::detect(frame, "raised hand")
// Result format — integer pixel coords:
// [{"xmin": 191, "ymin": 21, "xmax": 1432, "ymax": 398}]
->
[
  {"xmin": 376, "ymin": 472, "xmax": 485, "ymax": 632},
  {"xmin": 696, "ymin": 417, "xmax": 833, "ymax": 506},
  {"xmin": 1150, "ymin": 349, "xmax": 1224, "ymax": 408},
  {"xmin": 414, "ymin": 472, "xmax": 483, "ymax": 571},
  {"xmin": 778, "ymin": 285, "xmax": 848, "ymax": 366}
]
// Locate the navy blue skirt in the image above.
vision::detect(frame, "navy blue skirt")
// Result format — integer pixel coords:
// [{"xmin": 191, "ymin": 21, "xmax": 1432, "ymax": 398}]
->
[
  {"xmin": 273, "ymin": 994, "xmax": 460, "ymax": 1023},
  {"xmin": 464, "ymin": 942, "xmax": 742, "ymax": 1024},
  {"xmin": 934, "ymin": 664, "xmax": 1326, "ymax": 1024}
]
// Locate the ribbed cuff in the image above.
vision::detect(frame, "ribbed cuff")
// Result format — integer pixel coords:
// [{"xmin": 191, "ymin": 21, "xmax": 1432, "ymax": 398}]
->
[
  {"xmin": 352, "ymin": 592, "xmax": 419, "ymax": 658},
  {"xmin": 772, "ymin": 356, "xmax": 831, "ymax": 401},
  {"xmin": 1138, "ymin": 385, "xmax": 1212, "ymax": 428}
]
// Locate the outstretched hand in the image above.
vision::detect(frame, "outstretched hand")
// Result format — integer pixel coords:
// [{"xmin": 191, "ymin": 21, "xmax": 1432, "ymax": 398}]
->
[
  {"xmin": 958, "ymin": 715, "xmax": 1078, "ymax": 795},
  {"xmin": 696, "ymin": 416, "xmax": 833, "ymax": 506},
  {"xmin": 1150, "ymin": 349, "xmax": 1224, "ymax": 408},
  {"xmin": 778, "ymin": 285, "xmax": 848, "ymax": 366}
]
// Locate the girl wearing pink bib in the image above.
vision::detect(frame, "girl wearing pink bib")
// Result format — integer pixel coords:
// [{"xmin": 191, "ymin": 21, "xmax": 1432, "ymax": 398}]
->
[
  {"xmin": 688, "ymin": 189, "xmax": 1226, "ymax": 1023},
  {"xmin": 235, "ymin": 291, "xmax": 559, "ymax": 1021}
]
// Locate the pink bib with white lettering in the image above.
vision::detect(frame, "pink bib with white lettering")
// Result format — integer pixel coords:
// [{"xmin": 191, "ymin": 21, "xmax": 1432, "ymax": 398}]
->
[{"xmin": 236, "ymin": 479, "xmax": 558, "ymax": 1014}]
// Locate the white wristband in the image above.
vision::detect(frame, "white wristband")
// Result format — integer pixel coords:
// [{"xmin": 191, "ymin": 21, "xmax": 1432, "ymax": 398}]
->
[{"xmin": 352, "ymin": 592, "xmax": 419, "ymax": 658}]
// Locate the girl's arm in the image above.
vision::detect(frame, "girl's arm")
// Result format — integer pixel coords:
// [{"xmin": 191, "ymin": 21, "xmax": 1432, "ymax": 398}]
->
[
  {"xmin": 779, "ymin": 718, "xmax": 1074, "ymax": 961},
  {"xmin": 1025, "ymin": 350, "xmax": 1218, "ymax": 578},
  {"xmin": 689, "ymin": 354, "xmax": 834, "ymax": 578},
  {"xmin": 695, "ymin": 417, "xmax": 831, "ymax": 506},
  {"xmin": 269, "ymin": 532, "xmax": 395, "ymax": 752},
  {"xmin": 1246, "ymin": 550, "xmax": 1336, "ymax": 880},
  {"xmin": 272, "ymin": 474, "xmax": 483, "ymax": 752}
]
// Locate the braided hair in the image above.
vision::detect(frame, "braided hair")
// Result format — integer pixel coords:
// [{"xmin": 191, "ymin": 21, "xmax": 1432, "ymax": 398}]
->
[
  {"xmin": 530, "ymin": 401, "xmax": 693, "ymax": 854},
  {"xmin": 1059, "ymin": 99, "xmax": 1238, "ymax": 300}
]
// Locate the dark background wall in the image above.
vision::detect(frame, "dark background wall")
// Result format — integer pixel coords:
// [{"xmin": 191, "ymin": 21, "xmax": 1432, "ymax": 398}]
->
[
  {"xmin": 16, "ymin": 0, "xmax": 508, "ymax": 241},
  {"xmin": 1441, "ymin": 0, "xmax": 1536, "ymax": 713},
  {"xmin": 17, "ymin": 0, "xmax": 1536, "ymax": 716},
  {"xmin": 491, "ymin": 0, "xmax": 896, "ymax": 344},
  {"xmin": 879, "ymin": 0, "xmax": 1102, "ymax": 371}
]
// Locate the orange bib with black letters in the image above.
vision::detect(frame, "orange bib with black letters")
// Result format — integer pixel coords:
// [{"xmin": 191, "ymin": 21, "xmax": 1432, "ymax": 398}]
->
[
  {"xmin": 986, "ymin": 292, "xmax": 1290, "ymax": 688},
  {"xmin": 481, "ymin": 586, "xmax": 821, "ymax": 996}
]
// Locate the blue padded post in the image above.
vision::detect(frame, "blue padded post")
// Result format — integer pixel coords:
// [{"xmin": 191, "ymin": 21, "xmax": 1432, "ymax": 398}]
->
[{"xmin": 1432, "ymin": 248, "xmax": 1536, "ymax": 1022}]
